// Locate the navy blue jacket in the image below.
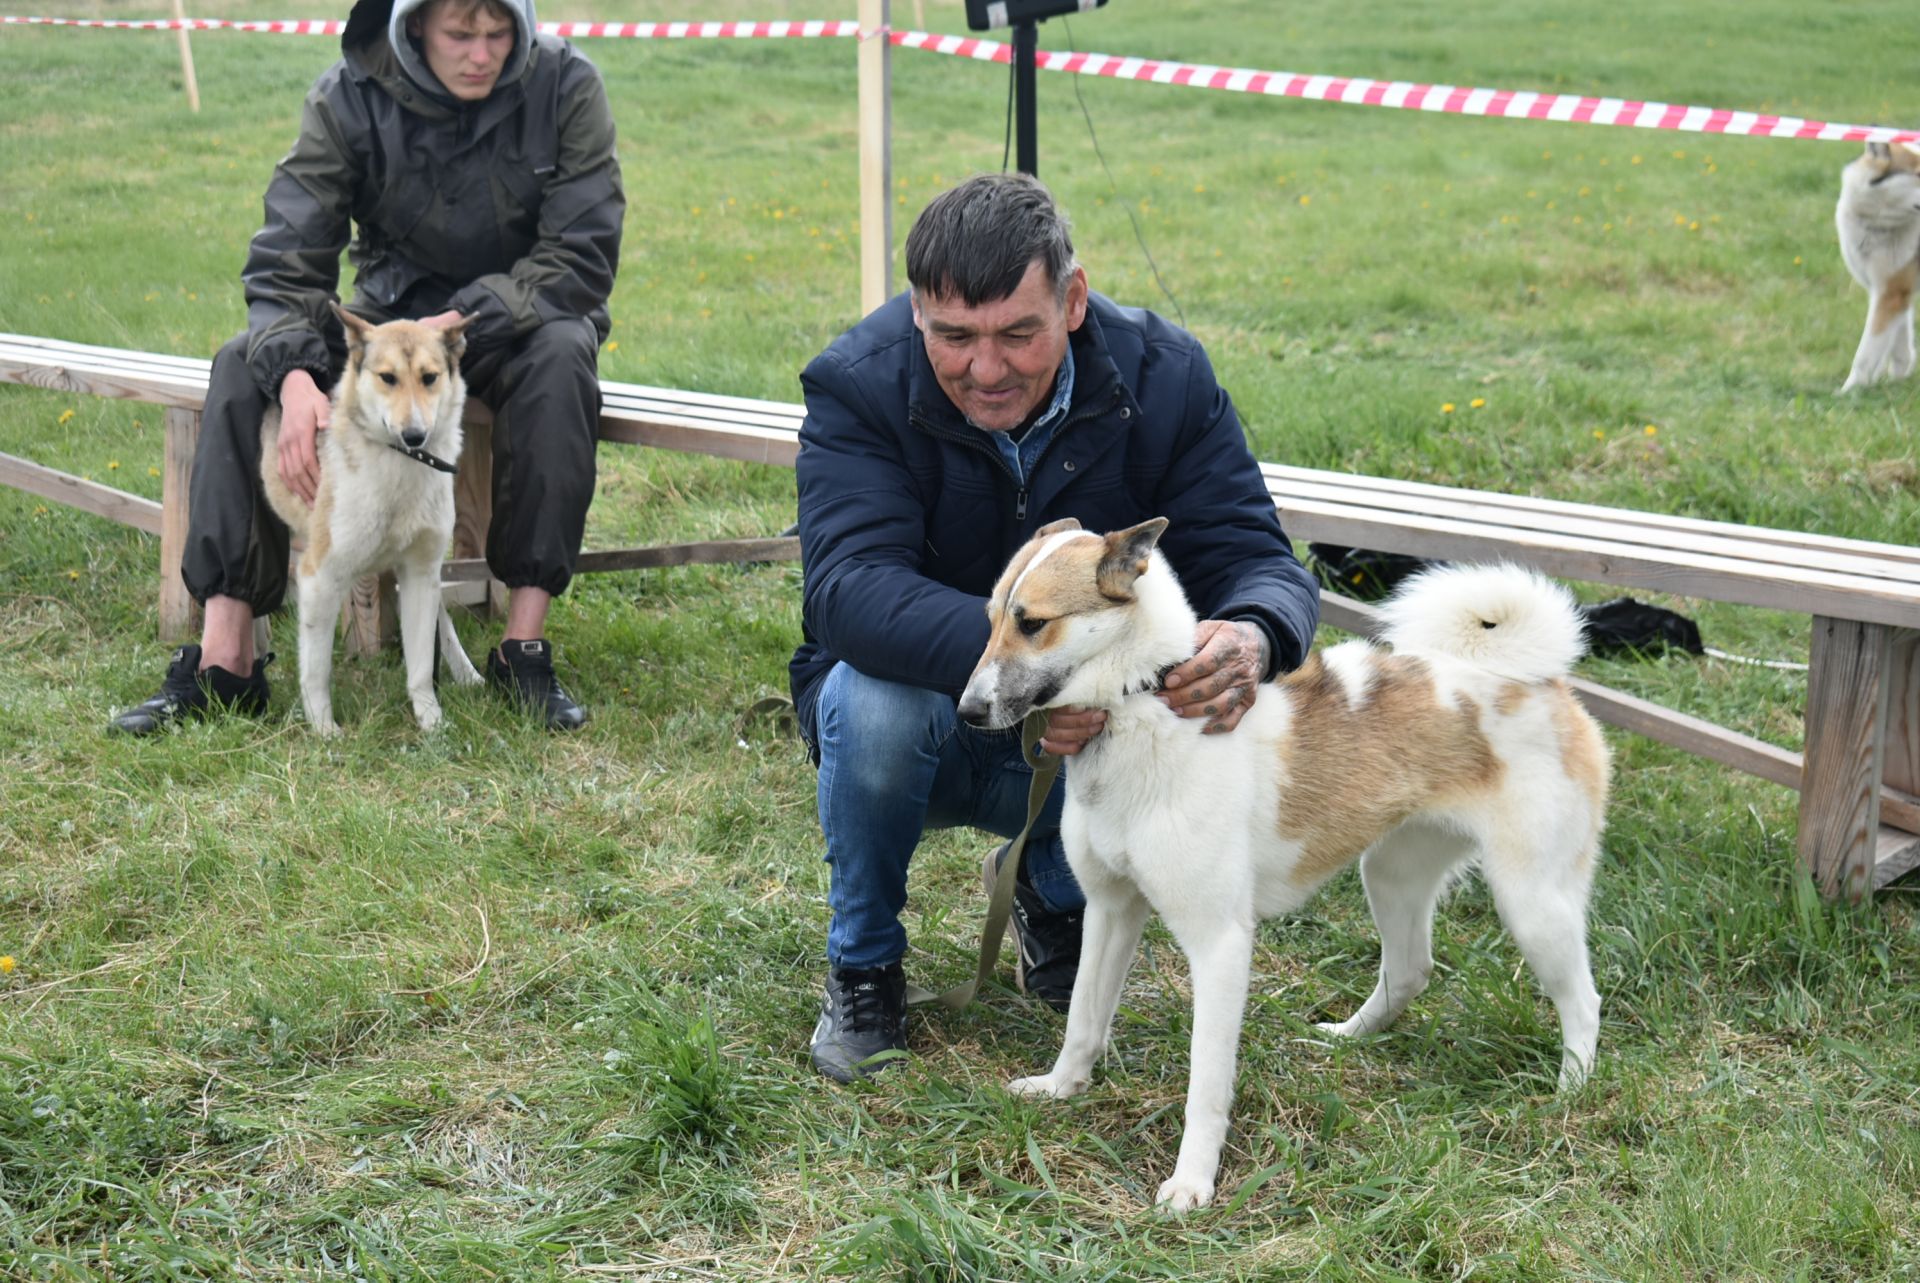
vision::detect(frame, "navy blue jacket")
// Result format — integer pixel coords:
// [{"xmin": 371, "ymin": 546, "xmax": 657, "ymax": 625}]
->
[{"xmin": 789, "ymin": 289, "xmax": 1321, "ymax": 752}]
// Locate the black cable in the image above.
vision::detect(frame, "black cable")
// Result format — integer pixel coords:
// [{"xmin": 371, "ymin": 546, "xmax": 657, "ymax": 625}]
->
[
  {"xmin": 1002, "ymin": 54, "xmax": 1015, "ymax": 172},
  {"xmin": 1062, "ymin": 16, "xmax": 1185, "ymax": 328}
]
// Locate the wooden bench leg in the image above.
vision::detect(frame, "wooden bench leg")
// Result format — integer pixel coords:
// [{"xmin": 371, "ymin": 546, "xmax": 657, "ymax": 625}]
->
[
  {"xmin": 159, "ymin": 407, "xmax": 203, "ymax": 644},
  {"xmin": 1798, "ymin": 616, "xmax": 1904, "ymax": 901},
  {"xmin": 451, "ymin": 402, "xmax": 508, "ymax": 619},
  {"xmin": 1875, "ymin": 631, "xmax": 1920, "ymax": 889}
]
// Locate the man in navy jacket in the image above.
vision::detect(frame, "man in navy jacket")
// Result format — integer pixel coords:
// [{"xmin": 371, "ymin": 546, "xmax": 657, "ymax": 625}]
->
[{"xmin": 793, "ymin": 174, "xmax": 1320, "ymax": 1082}]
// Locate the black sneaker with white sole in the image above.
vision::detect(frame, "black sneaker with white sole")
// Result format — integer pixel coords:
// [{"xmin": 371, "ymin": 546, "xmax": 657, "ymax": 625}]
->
[
  {"xmin": 984, "ymin": 843, "xmax": 1082, "ymax": 1013},
  {"xmin": 486, "ymin": 638, "xmax": 588, "ymax": 731},
  {"xmin": 809, "ymin": 961, "xmax": 908, "ymax": 1083},
  {"xmin": 109, "ymin": 644, "xmax": 272, "ymax": 735}
]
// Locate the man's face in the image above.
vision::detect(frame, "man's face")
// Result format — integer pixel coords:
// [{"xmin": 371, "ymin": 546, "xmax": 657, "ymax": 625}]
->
[
  {"xmin": 912, "ymin": 260, "xmax": 1089, "ymax": 432},
  {"xmin": 416, "ymin": 2, "xmax": 515, "ymax": 102}
]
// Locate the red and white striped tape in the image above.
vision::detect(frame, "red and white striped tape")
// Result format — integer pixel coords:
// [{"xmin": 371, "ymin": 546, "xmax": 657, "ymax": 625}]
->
[{"xmin": 6, "ymin": 14, "xmax": 1912, "ymax": 145}]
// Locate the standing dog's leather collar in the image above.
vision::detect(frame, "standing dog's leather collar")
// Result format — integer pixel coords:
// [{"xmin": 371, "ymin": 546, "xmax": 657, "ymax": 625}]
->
[{"xmin": 388, "ymin": 442, "xmax": 458, "ymax": 474}]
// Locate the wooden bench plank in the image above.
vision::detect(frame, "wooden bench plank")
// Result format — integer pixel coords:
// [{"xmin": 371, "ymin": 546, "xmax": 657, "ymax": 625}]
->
[
  {"xmin": 1276, "ymin": 496, "xmax": 1920, "ymax": 630},
  {"xmin": 1265, "ymin": 463, "xmax": 1920, "ymax": 568},
  {"xmin": 0, "ymin": 449, "xmax": 163, "ymax": 535},
  {"xmin": 1271, "ymin": 471, "xmax": 1920, "ymax": 584}
]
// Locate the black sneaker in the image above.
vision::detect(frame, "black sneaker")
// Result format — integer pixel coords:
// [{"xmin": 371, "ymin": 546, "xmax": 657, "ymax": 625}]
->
[
  {"xmin": 109, "ymin": 644, "xmax": 271, "ymax": 735},
  {"xmin": 985, "ymin": 843, "xmax": 1082, "ymax": 1013},
  {"xmin": 486, "ymin": 638, "xmax": 587, "ymax": 731},
  {"xmin": 810, "ymin": 962, "xmax": 908, "ymax": 1083}
]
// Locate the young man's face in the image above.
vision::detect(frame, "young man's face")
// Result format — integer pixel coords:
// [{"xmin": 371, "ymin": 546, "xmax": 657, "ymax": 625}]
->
[
  {"xmin": 416, "ymin": 2, "xmax": 515, "ymax": 102},
  {"xmin": 912, "ymin": 260, "xmax": 1089, "ymax": 432}
]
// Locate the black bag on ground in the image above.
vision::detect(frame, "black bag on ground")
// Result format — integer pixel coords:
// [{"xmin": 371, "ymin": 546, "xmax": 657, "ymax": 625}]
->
[
  {"xmin": 1577, "ymin": 598, "xmax": 1704, "ymax": 658},
  {"xmin": 1305, "ymin": 544, "xmax": 1436, "ymax": 602}
]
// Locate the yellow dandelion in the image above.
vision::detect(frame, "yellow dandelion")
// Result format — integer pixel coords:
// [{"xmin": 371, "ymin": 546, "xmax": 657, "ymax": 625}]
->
[
  {"xmin": 773, "ymin": 209, "xmax": 784, "ymax": 220},
  {"xmin": 745, "ymin": 253, "xmax": 756, "ymax": 262},
  {"xmin": 108, "ymin": 460, "xmax": 120, "ymax": 470},
  {"xmin": 58, "ymin": 408, "xmax": 75, "ymax": 424},
  {"xmin": 1603, "ymin": 223, "xmax": 1613, "ymax": 232},
  {"xmin": 1631, "ymin": 155, "xmax": 1643, "ymax": 165},
  {"xmin": 1470, "ymin": 398, "xmax": 1486, "ymax": 409},
  {"xmin": 1793, "ymin": 256, "xmax": 1803, "ymax": 265},
  {"xmin": 701, "ymin": 307, "xmax": 713, "ymax": 318},
  {"xmin": 1673, "ymin": 214, "xmax": 1688, "ymax": 226},
  {"xmin": 1644, "ymin": 424, "xmax": 1658, "ymax": 436},
  {"xmin": 187, "ymin": 292, "xmax": 197, "ymax": 301},
  {"xmin": 1689, "ymin": 221, "xmax": 1700, "ymax": 231},
  {"xmin": 1573, "ymin": 215, "xmax": 1584, "ymax": 224},
  {"xmin": 1541, "ymin": 150, "xmax": 1552, "ymax": 160},
  {"xmin": 1441, "ymin": 403, "xmax": 1456, "ymax": 414},
  {"xmin": 145, "ymin": 292, "xmax": 159, "ymax": 302},
  {"xmin": 606, "ymin": 341, "xmax": 619, "ymax": 352},
  {"xmin": 67, "ymin": 570, "xmax": 80, "ymax": 580},
  {"xmin": 1546, "ymin": 201, "xmax": 1558, "ymax": 210},
  {"xmin": 691, "ymin": 206, "xmax": 702, "ymax": 215},
  {"xmin": 34, "ymin": 506, "xmax": 47, "ymax": 516},
  {"xmin": 148, "ymin": 467, "xmax": 160, "ymax": 478},
  {"xmin": 1527, "ymin": 189, "xmax": 1538, "ymax": 199},
  {"xmin": 1593, "ymin": 429, "xmax": 1606, "ymax": 440},
  {"xmin": 0, "ymin": 956, "xmax": 14, "ymax": 975},
  {"xmin": 1578, "ymin": 186, "xmax": 1591, "ymax": 197},
  {"xmin": 1671, "ymin": 149, "xmax": 1686, "ymax": 160},
  {"xmin": 1193, "ymin": 184, "xmax": 1207, "ymax": 194},
  {"xmin": 727, "ymin": 196, "xmax": 736, "ymax": 206},
  {"xmin": 1298, "ymin": 194, "xmax": 1311, "ymax": 207},
  {"xmin": 1421, "ymin": 200, "xmax": 1431, "ymax": 209}
]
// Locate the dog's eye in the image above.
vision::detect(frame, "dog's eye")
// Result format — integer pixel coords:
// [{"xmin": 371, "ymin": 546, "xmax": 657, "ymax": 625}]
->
[
  {"xmin": 379, "ymin": 372, "xmax": 398, "ymax": 386},
  {"xmin": 1017, "ymin": 615, "xmax": 1049, "ymax": 637},
  {"xmin": 421, "ymin": 372, "xmax": 438, "ymax": 385}
]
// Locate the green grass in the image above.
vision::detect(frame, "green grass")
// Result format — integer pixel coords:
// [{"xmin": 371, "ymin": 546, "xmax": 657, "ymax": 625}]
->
[{"xmin": 3, "ymin": 0, "xmax": 1919, "ymax": 1278}]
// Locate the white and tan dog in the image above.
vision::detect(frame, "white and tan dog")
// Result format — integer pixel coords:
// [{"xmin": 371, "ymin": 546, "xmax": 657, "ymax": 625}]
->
[
  {"xmin": 1836, "ymin": 140, "xmax": 1920, "ymax": 392},
  {"xmin": 261, "ymin": 306, "xmax": 482, "ymax": 735},
  {"xmin": 957, "ymin": 518, "xmax": 1609, "ymax": 1212}
]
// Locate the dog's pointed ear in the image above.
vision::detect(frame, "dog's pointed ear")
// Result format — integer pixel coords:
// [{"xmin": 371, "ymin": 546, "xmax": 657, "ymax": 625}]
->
[
  {"xmin": 1035, "ymin": 517, "xmax": 1082, "ymax": 538},
  {"xmin": 438, "ymin": 316, "xmax": 470, "ymax": 365},
  {"xmin": 1096, "ymin": 517, "xmax": 1169, "ymax": 601},
  {"xmin": 330, "ymin": 302, "xmax": 373, "ymax": 353},
  {"xmin": 1868, "ymin": 141, "xmax": 1893, "ymax": 162}
]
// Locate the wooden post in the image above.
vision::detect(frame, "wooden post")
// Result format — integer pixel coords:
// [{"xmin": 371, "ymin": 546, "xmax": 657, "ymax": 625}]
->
[
  {"xmin": 1798, "ymin": 616, "xmax": 1893, "ymax": 902},
  {"xmin": 450, "ymin": 402, "xmax": 507, "ymax": 617},
  {"xmin": 1875, "ymin": 631, "xmax": 1920, "ymax": 888},
  {"xmin": 171, "ymin": 0, "xmax": 201, "ymax": 113},
  {"xmin": 857, "ymin": 0, "xmax": 893, "ymax": 316},
  {"xmin": 159, "ymin": 407, "xmax": 202, "ymax": 642}
]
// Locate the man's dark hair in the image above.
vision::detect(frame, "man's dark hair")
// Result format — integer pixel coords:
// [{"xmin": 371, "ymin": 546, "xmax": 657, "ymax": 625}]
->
[{"xmin": 905, "ymin": 172, "xmax": 1076, "ymax": 306}]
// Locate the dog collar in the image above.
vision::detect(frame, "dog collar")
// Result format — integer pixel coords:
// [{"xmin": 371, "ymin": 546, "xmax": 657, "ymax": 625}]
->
[
  {"xmin": 1124, "ymin": 660, "xmax": 1184, "ymax": 697},
  {"xmin": 388, "ymin": 442, "xmax": 459, "ymax": 474}
]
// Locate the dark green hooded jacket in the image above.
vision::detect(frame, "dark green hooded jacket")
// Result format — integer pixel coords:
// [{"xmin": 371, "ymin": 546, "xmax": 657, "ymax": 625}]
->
[{"xmin": 241, "ymin": 0, "xmax": 624, "ymax": 395}]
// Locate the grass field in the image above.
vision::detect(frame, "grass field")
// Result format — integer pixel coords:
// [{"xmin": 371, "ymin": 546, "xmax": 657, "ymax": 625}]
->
[{"xmin": 2, "ymin": 1, "xmax": 1918, "ymax": 1278}]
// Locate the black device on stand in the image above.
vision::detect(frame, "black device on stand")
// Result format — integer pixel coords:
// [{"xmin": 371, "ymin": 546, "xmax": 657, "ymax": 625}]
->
[{"xmin": 964, "ymin": 0, "xmax": 1110, "ymax": 175}]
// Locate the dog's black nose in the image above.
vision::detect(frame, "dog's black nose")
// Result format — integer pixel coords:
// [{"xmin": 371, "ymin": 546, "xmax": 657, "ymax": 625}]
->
[{"xmin": 401, "ymin": 430, "xmax": 428, "ymax": 448}]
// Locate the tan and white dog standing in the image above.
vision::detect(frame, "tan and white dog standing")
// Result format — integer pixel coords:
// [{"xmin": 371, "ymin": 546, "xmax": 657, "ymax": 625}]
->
[
  {"xmin": 957, "ymin": 519, "xmax": 1610, "ymax": 1212},
  {"xmin": 1836, "ymin": 140, "xmax": 1920, "ymax": 392},
  {"xmin": 260, "ymin": 306, "xmax": 483, "ymax": 735}
]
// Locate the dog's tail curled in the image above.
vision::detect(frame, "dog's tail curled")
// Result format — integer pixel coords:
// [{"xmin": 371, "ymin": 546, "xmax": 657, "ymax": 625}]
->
[{"xmin": 1376, "ymin": 563, "xmax": 1586, "ymax": 684}]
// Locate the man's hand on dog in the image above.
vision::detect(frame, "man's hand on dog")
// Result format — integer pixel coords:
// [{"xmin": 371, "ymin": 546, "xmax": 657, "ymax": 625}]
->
[
  {"xmin": 277, "ymin": 369, "xmax": 331, "ymax": 505},
  {"xmin": 1160, "ymin": 619, "xmax": 1270, "ymax": 734},
  {"xmin": 1043, "ymin": 620, "xmax": 1270, "ymax": 753}
]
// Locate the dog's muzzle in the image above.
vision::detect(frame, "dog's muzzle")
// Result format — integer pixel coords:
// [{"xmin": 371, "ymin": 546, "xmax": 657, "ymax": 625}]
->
[{"xmin": 400, "ymin": 427, "xmax": 429, "ymax": 449}]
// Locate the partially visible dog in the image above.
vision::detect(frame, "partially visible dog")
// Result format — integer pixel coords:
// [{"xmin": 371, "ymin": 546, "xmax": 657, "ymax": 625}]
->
[
  {"xmin": 958, "ymin": 519, "xmax": 1610, "ymax": 1212},
  {"xmin": 1836, "ymin": 140, "xmax": 1920, "ymax": 392},
  {"xmin": 260, "ymin": 305, "xmax": 483, "ymax": 734}
]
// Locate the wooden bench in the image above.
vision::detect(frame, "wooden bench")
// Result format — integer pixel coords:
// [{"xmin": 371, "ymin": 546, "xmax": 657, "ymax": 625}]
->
[
  {"xmin": 3, "ymin": 330, "xmax": 1916, "ymax": 901},
  {"xmin": 0, "ymin": 332, "xmax": 802, "ymax": 650}
]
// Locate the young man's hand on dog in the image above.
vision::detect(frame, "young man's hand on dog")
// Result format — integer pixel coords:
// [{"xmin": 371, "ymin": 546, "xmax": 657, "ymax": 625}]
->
[
  {"xmin": 1160, "ymin": 619, "xmax": 1270, "ymax": 734},
  {"xmin": 277, "ymin": 370, "xmax": 331, "ymax": 505}
]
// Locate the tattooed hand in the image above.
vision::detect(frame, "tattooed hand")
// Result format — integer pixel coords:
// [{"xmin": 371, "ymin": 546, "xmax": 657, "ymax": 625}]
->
[{"xmin": 1158, "ymin": 619, "xmax": 1270, "ymax": 734}]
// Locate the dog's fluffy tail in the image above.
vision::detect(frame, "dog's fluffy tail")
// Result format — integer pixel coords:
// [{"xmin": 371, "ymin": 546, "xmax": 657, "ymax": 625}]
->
[{"xmin": 1376, "ymin": 563, "xmax": 1586, "ymax": 684}]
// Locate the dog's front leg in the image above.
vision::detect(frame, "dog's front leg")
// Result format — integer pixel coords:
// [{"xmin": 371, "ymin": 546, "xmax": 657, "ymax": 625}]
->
[
  {"xmin": 395, "ymin": 554, "xmax": 445, "ymax": 731},
  {"xmin": 1155, "ymin": 919, "xmax": 1255, "ymax": 1213},
  {"xmin": 297, "ymin": 572, "xmax": 345, "ymax": 737},
  {"xmin": 1008, "ymin": 882, "xmax": 1149, "ymax": 1101},
  {"xmin": 1843, "ymin": 290, "xmax": 1899, "ymax": 391}
]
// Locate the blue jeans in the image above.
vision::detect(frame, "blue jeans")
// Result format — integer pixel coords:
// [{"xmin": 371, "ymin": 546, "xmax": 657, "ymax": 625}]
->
[{"xmin": 815, "ymin": 662, "xmax": 1081, "ymax": 969}]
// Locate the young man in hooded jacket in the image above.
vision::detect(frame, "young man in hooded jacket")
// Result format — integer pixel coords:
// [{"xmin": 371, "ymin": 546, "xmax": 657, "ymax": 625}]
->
[
  {"xmin": 794, "ymin": 173, "xmax": 1321, "ymax": 1082},
  {"xmin": 112, "ymin": 0, "xmax": 623, "ymax": 735}
]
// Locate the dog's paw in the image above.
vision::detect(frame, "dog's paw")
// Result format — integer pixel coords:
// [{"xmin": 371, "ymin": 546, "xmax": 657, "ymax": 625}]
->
[
  {"xmin": 1313, "ymin": 1017, "xmax": 1363, "ymax": 1039},
  {"xmin": 1154, "ymin": 1174, "xmax": 1215, "ymax": 1213},
  {"xmin": 413, "ymin": 701, "xmax": 444, "ymax": 732},
  {"xmin": 1007, "ymin": 1073, "xmax": 1079, "ymax": 1100},
  {"xmin": 312, "ymin": 718, "xmax": 342, "ymax": 738}
]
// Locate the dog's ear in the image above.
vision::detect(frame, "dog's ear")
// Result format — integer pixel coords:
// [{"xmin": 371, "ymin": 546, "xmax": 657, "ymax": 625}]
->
[
  {"xmin": 437, "ymin": 316, "xmax": 471, "ymax": 366},
  {"xmin": 1096, "ymin": 517, "xmax": 1169, "ymax": 601},
  {"xmin": 1035, "ymin": 517, "xmax": 1082, "ymax": 538},
  {"xmin": 1894, "ymin": 141, "xmax": 1920, "ymax": 173},
  {"xmin": 1868, "ymin": 141, "xmax": 1893, "ymax": 163},
  {"xmin": 330, "ymin": 302, "xmax": 373, "ymax": 353}
]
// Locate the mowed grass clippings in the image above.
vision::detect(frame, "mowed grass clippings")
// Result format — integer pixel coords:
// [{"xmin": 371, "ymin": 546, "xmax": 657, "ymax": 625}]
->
[{"xmin": 2, "ymin": 1, "xmax": 1918, "ymax": 1278}]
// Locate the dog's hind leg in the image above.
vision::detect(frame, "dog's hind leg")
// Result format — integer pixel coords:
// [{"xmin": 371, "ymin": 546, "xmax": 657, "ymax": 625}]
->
[
  {"xmin": 1154, "ymin": 910, "xmax": 1257, "ymax": 1213},
  {"xmin": 296, "ymin": 572, "xmax": 346, "ymax": 737},
  {"xmin": 1893, "ymin": 302, "xmax": 1916, "ymax": 380},
  {"xmin": 1008, "ymin": 872, "xmax": 1149, "ymax": 1102},
  {"xmin": 1481, "ymin": 836, "xmax": 1601, "ymax": 1092},
  {"xmin": 1316, "ymin": 822, "xmax": 1472, "ymax": 1040},
  {"xmin": 438, "ymin": 608, "xmax": 483, "ymax": 687},
  {"xmin": 395, "ymin": 553, "xmax": 447, "ymax": 731}
]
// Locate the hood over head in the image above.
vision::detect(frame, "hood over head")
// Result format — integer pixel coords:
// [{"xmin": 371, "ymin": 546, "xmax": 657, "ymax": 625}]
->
[{"xmin": 342, "ymin": 0, "xmax": 538, "ymax": 102}]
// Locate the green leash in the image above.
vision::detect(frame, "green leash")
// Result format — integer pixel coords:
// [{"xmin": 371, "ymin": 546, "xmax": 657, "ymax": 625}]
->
[{"xmin": 906, "ymin": 710, "xmax": 1062, "ymax": 1010}]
